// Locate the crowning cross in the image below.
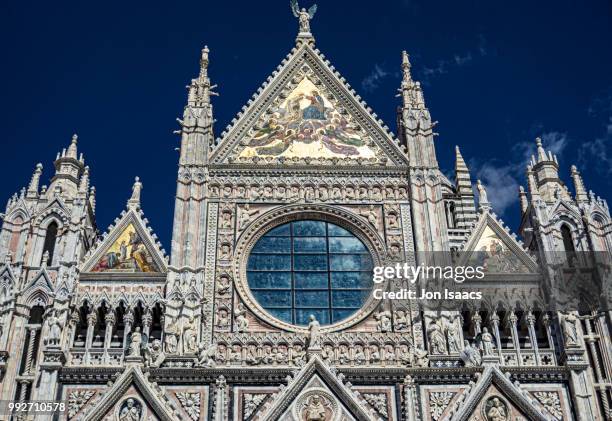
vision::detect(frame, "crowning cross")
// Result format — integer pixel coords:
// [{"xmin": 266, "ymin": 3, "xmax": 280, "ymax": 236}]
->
[{"xmin": 291, "ymin": 0, "xmax": 317, "ymax": 35}]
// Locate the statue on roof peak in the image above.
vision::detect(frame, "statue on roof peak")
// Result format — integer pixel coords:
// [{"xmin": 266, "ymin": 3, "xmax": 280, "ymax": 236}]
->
[{"xmin": 291, "ymin": 0, "xmax": 317, "ymax": 35}]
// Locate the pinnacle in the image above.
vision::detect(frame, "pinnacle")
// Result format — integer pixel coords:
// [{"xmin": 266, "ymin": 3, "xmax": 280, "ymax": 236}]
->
[
  {"xmin": 67, "ymin": 133, "xmax": 79, "ymax": 159},
  {"xmin": 455, "ymin": 145, "xmax": 469, "ymax": 172},
  {"xmin": 535, "ymin": 136, "xmax": 548, "ymax": 163}
]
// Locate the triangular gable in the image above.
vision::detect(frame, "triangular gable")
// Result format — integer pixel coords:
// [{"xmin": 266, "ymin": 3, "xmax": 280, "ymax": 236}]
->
[
  {"xmin": 459, "ymin": 212, "xmax": 539, "ymax": 275},
  {"xmin": 449, "ymin": 366, "xmax": 554, "ymax": 421},
  {"xmin": 0, "ymin": 264, "xmax": 16, "ymax": 291},
  {"xmin": 257, "ymin": 356, "xmax": 379, "ymax": 420},
  {"xmin": 81, "ymin": 365, "xmax": 178, "ymax": 421},
  {"xmin": 549, "ymin": 199, "xmax": 582, "ymax": 222},
  {"xmin": 34, "ymin": 196, "xmax": 70, "ymax": 225},
  {"xmin": 211, "ymin": 43, "xmax": 408, "ymax": 167},
  {"xmin": 80, "ymin": 208, "xmax": 167, "ymax": 274},
  {"xmin": 23, "ymin": 269, "xmax": 54, "ymax": 295}
]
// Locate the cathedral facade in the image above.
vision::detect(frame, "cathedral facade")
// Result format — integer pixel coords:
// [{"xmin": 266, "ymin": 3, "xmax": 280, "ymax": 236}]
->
[{"xmin": 1, "ymin": 6, "xmax": 611, "ymax": 421}]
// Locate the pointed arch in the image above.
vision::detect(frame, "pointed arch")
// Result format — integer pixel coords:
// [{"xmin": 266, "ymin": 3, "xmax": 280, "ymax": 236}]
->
[{"xmin": 41, "ymin": 220, "xmax": 59, "ymax": 265}]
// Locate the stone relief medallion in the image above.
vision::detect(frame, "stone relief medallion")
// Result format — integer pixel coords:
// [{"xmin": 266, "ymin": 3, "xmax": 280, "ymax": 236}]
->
[
  {"xmin": 116, "ymin": 397, "xmax": 144, "ymax": 421},
  {"xmin": 293, "ymin": 390, "xmax": 338, "ymax": 421},
  {"xmin": 483, "ymin": 396, "xmax": 509, "ymax": 421}
]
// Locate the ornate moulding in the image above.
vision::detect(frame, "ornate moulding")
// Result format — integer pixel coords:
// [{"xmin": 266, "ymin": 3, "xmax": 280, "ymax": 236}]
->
[{"xmin": 232, "ymin": 203, "xmax": 387, "ymax": 333}]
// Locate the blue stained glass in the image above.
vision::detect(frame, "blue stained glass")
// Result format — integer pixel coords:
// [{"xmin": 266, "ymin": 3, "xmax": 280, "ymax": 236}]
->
[
  {"xmin": 295, "ymin": 291, "xmax": 329, "ymax": 307},
  {"xmin": 329, "ymin": 254, "xmax": 372, "ymax": 271},
  {"xmin": 247, "ymin": 220, "xmax": 373, "ymax": 326},
  {"xmin": 252, "ymin": 237, "xmax": 291, "ymax": 253},
  {"xmin": 327, "ymin": 225, "xmax": 352, "ymax": 236},
  {"xmin": 294, "ymin": 237, "xmax": 327, "ymax": 253},
  {"xmin": 295, "ymin": 272, "xmax": 328, "ymax": 289},
  {"xmin": 294, "ymin": 254, "xmax": 328, "ymax": 271},
  {"xmin": 268, "ymin": 308, "xmax": 292, "ymax": 321},
  {"xmin": 266, "ymin": 224, "xmax": 291, "ymax": 236},
  {"xmin": 330, "ymin": 272, "xmax": 371, "ymax": 289},
  {"xmin": 247, "ymin": 254, "xmax": 291, "ymax": 271},
  {"xmin": 252, "ymin": 290, "xmax": 291, "ymax": 307},
  {"xmin": 332, "ymin": 309, "xmax": 358, "ymax": 322},
  {"xmin": 292, "ymin": 220, "xmax": 326, "ymax": 236},
  {"xmin": 328, "ymin": 237, "xmax": 366, "ymax": 253},
  {"xmin": 247, "ymin": 271, "xmax": 292, "ymax": 289}
]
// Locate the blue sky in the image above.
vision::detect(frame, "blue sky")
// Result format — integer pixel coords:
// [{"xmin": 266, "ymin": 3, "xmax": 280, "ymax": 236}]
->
[{"xmin": 1, "ymin": 0, "xmax": 611, "ymax": 248}]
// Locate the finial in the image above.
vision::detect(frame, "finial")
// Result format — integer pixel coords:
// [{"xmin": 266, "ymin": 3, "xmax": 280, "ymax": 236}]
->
[
  {"xmin": 291, "ymin": 0, "xmax": 317, "ymax": 44},
  {"xmin": 67, "ymin": 133, "xmax": 78, "ymax": 159},
  {"xmin": 570, "ymin": 164, "xmax": 588, "ymax": 202},
  {"xmin": 199, "ymin": 45, "xmax": 209, "ymax": 78},
  {"xmin": 401, "ymin": 50, "xmax": 412, "ymax": 82},
  {"xmin": 128, "ymin": 176, "xmax": 143, "ymax": 209},
  {"xmin": 27, "ymin": 163, "xmax": 43, "ymax": 195},
  {"xmin": 535, "ymin": 137, "xmax": 547, "ymax": 162},
  {"xmin": 188, "ymin": 46, "xmax": 218, "ymax": 107}
]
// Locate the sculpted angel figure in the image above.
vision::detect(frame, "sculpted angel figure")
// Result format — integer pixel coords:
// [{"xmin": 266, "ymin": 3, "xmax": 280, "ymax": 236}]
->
[
  {"xmin": 460, "ymin": 340, "xmax": 482, "ymax": 367},
  {"xmin": 196, "ymin": 342, "xmax": 218, "ymax": 367},
  {"xmin": 144, "ymin": 339, "xmax": 166, "ymax": 368},
  {"xmin": 291, "ymin": 0, "xmax": 317, "ymax": 34}
]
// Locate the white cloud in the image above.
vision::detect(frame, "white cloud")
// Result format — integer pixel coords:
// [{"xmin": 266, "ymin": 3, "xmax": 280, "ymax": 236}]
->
[
  {"xmin": 475, "ymin": 162, "xmax": 520, "ymax": 216},
  {"xmin": 419, "ymin": 35, "xmax": 489, "ymax": 85},
  {"xmin": 361, "ymin": 64, "xmax": 390, "ymax": 93}
]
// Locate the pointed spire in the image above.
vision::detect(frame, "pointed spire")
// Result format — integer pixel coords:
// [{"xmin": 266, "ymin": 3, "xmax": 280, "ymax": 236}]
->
[
  {"xmin": 535, "ymin": 137, "xmax": 548, "ymax": 163},
  {"xmin": 455, "ymin": 146, "xmax": 468, "ymax": 172},
  {"xmin": 401, "ymin": 50, "xmax": 413, "ymax": 85},
  {"xmin": 454, "ymin": 146, "xmax": 473, "ymax": 194},
  {"xmin": 571, "ymin": 165, "xmax": 588, "ymax": 203},
  {"xmin": 398, "ymin": 50, "xmax": 426, "ymax": 110},
  {"xmin": 519, "ymin": 185, "xmax": 529, "ymax": 214},
  {"xmin": 27, "ymin": 163, "xmax": 43, "ymax": 196},
  {"xmin": 187, "ymin": 46, "xmax": 218, "ymax": 108},
  {"xmin": 199, "ymin": 45, "xmax": 209, "ymax": 80},
  {"xmin": 67, "ymin": 134, "xmax": 78, "ymax": 159},
  {"xmin": 127, "ymin": 176, "xmax": 143, "ymax": 209}
]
